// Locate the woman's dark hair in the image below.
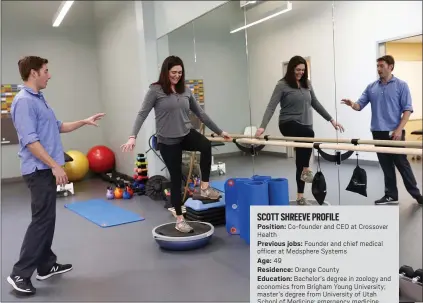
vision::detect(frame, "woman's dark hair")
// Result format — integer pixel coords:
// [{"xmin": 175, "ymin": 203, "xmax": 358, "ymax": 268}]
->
[
  {"xmin": 282, "ymin": 55, "xmax": 309, "ymax": 89},
  {"xmin": 153, "ymin": 56, "xmax": 186, "ymax": 94}
]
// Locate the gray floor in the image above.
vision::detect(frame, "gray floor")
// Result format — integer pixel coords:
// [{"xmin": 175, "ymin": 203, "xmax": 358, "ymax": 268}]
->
[{"xmin": 1, "ymin": 154, "xmax": 422, "ymax": 302}]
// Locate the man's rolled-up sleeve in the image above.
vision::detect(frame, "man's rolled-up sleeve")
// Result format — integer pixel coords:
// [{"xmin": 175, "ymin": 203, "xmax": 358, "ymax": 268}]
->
[
  {"xmin": 13, "ymin": 99, "xmax": 40, "ymax": 146},
  {"xmin": 56, "ymin": 120, "xmax": 63, "ymax": 132},
  {"xmin": 400, "ymin": 82, "xmax": 413, "ymax": 113}
]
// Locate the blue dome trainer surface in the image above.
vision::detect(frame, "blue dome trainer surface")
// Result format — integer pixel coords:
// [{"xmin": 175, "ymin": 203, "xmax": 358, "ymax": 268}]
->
[{"xmin": 152, "ymin": 221, "xmax": 214, "ymax": 251}]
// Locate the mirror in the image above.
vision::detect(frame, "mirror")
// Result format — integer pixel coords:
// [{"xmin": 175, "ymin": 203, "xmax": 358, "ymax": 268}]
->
[
  {"xmin": 332, "ymin": 1, "xmax": 422, "ymax": 205},
  {"xmin": 155, "ymin": 2, "xmax": 254, "ymax": 222},
  {"xmin": 243, "ymin": 1, "xmax": 340, "ymax": 206},
  {"xmin": 332, "ymin": 2, "xmax": 422, "ymax": 301},
  {"xmin": 191, "ymin": 1, "xmax": 254, "ymax": 180}
]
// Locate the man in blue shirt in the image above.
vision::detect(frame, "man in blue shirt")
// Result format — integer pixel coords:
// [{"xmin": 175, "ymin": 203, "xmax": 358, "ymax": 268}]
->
[
  {"xmin": 342, "ymin": 55, "xmax": 422, "ymax": 206},
  {"xmin": 7, "ymin": 56, "xmax": 105, "ymax": 295}
]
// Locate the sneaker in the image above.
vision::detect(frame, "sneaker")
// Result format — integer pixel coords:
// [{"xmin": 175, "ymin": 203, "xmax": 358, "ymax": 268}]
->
[
  {"xmin": 36, "ymin": 263, "xmax": 73, "ymax": 281},
  {"xmin": 300, "ymin": 170, "xmax": 314, "ymax": 183},
  {"xmin": 193, "ymin": 186, "xmax": 221, "ymax": 201},
  {"xmin": 175, "ymin": 219, "xmax": 194, "ymax": 233},
  {"xmin": 416, "ymin": 196, "xmax": 423, "ymax": 205},
  {"xmin": 296, "ymin": 197, "xmax": 309, "ymax": 205},
  {"xmin": 374, "ymin": 195, "xmax": 398, "ymax": 205},
  {"xmin": 7, "ymin": 275, "xmax": 36, "ymax": 294}
]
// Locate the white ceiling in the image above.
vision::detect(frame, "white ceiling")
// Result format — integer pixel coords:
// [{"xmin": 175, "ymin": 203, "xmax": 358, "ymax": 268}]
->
[
  {"xmin": 184, "ymin": 0, "xmax": 328, "ymax": 34},
  {"xmin": 390, "ymin": 35, "xmax": 422, "ymax": 43},
  {"xmin": 1, "ymin": 1, "xmax": 95, "ymax": 28}
]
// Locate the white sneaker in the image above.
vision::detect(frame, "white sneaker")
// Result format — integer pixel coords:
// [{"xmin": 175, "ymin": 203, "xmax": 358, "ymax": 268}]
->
[
  {"xmin": 300, "ymin": 170, "xmax": 314, "ymax": 183},
  {"xmin": 296, "ymin": 197, "xmax": 309, "ymax": 205},
  {"xmin": 175, "ymin": 219, "xmax": 194, "ymax": 233}
]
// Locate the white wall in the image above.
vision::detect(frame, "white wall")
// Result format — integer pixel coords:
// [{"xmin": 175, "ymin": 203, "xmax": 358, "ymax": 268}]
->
[
  {"xmin": 333, "ymin": 1, "xmax": 422, "ymax": 161},
  {"xmin": 246, "ymin": 0, "xmax": 422, "ymax": 161},
  {"xmin": 154, "ymin": 1, "xmax": 227, "ymax": 39},
  {"xmin": 394, "ymin": 61, "xmax": 422, "ymax": 120},
  {"xmin": 159, "ymin": 1, "xmax": 251, "ymax": 155},
  {"xmin": 94, "ymin": 1, "xmax": 163, "ymax": 177},
  {"xmin": 94, "ymin": 1, "xmax": 145, "ymax": 177},
  {"xmin": 1, "ymin": 2, "xmax": 105, "ymax": 179}
]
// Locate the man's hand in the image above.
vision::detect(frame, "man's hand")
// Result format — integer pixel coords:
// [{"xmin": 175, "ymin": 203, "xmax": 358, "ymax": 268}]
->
[
  {"xmin": 60, "ymin": 113, "xmax": 106, "ymax": 133},
  {"xmin": 341, "ymin": 99, "xmax": 360, "ymax": 111},
  {"xmin": 341, "ymin": 99, "xmax": 354, "ymax": 107},
  {"xmin": 52, "ymin": 165, "xmax": 68, "ymax": 185},
  {"xmin": 83, "ymin": 113, "xmax": 105, "ymax": 126},
  {"xmin": 391, "ymin": 129, "xmax": 402, "ymax": 140}
]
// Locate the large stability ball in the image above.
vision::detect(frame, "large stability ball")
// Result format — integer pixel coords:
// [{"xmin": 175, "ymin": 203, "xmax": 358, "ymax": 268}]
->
[
  {"xmin": 86, "ymin": 145, "xmax": 115, "ymax": 173},
  {"xmin": 64, "ymin": 150, "xmax": 89, "ymax": 182}
]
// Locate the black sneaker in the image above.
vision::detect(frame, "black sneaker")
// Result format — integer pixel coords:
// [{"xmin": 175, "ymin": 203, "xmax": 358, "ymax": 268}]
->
[
  {"xmin": 375, "ymin": 195, "xmax": 398, "ymax": 205},
  {"xmin": 416, "ymin": 196, "xmax": 423, "ymax": 205},
  {"xmin": 36, "ymin": 263, "xmax": 73, "ymax": 281},
  {"xmin": 7, "ymin": 275, "xmax": 36, "ymax": 294}
]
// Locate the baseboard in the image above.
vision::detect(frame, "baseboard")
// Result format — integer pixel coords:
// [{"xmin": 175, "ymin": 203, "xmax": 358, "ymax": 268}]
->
[
  {"xmin": 213, "ymin": 151, "xmax": 288, "ymax": 159},
  {"xmin": 313, "ymin": 155, "xmax": 380, "ymax": 166},
  {"xmin": 259, "ymin": 151, "xmax": 289, "ymax": 158},
  {"xmin": 212, "ymin": 151, "xmax": 244, "ymax": 158},
  {"xmin": 1, "ymin": 176, "xmax": 23, "ymax": 184},
  {"xmin": 1, "ymin": 170, "xmax": 99, "ymax": 185}
]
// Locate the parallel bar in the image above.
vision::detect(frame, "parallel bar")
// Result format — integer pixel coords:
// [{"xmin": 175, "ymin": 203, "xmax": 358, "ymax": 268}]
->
[
  {"xmin": 207, "ymin": 133, "xmax": 422, "ymax": 148},
  {"xmin": 206, "ymin": 137, "xmax": 423, "ymax": 156}
]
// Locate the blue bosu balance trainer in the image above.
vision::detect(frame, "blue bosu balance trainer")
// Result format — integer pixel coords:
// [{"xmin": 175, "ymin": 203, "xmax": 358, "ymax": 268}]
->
[
  {"xmin": 152, "ymin": 221, "xmax": 214, "ymax": 251},
  {"xmin": 152, "ymin": 193, "xmax": 225, "ymax": 251}
]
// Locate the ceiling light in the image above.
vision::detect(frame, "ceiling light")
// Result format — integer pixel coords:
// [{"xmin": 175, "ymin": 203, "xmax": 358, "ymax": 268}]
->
[
  {"xmin": 230, "ymin": 1, "xmax": 292, "ymax": 34},
  {"xmin": 52, "ymin": 1, "xmax": 74, "ymax": 27}
]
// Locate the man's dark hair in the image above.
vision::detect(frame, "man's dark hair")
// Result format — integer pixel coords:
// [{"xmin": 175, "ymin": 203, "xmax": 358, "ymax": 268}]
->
[
  {"xmin": 377, "ymin": 55, "xmax": 395, "ymax": 70},
  {"xmin": 18, "ymin": 56, "xmax": 48, "ymax": 81},
  {"xmin": 153, "ymin": 55, "xmax": 186, "ymax": 95},
  {"xmin": 282, "ymin": 55, "xmax": 309, "ymax": 89}
]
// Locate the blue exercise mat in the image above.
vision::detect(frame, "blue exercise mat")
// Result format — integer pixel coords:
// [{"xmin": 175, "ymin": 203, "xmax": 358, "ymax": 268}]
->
[
  {"xmin": 239, "ymin": 181, "xmax": 269, "ymax": 245},
  {"xmin": 64, "ymin": 199, "xmax": 145, "ymax": 228},
  {"xmin": 210, "ymin": 180, "xmax": 226, "ymax": 192},
  {"xmin": 268, "ymin": 178, "xmax": 289, "ymax": 206}
]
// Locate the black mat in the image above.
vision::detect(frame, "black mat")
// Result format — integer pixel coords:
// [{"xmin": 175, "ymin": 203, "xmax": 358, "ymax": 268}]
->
[
  {"xmin": 185, "ymin": 215, "xmax": 225, "ymax": 226},
  {"xmin": 186, "ymin": 206, "xmax": 225, "ymax": 216},
  {"xmin": 186, "ymin": 208, "xmax": 225, "ymax": 221}
]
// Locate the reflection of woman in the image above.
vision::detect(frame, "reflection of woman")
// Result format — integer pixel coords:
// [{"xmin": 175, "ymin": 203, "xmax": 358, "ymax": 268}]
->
[
  {"xmin": 121, "ymin": 56, "xmax": 231, "ymax": 233},
  {"xmin": 256, "ymin": 55, "xmax": 344, "ymax": 205}
]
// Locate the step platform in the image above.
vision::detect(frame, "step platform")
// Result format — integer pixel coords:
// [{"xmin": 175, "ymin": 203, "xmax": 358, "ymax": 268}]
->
[
  {"xmin": 185, "ymin": 197, "xmax": 225, "ymax": 226},
  {"xmin": 168, "ymin": 197, "xmax": 226, "ymax": 226}
]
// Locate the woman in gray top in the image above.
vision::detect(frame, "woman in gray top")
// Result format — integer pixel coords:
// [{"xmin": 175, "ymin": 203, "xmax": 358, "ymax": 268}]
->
[
  {"xmin": 121, "ymin": 56, "xmax": 231, "ymax": 233},
  {"xmin": 256, "ymin": 56, "xmax": 344, "ymax": 205}
]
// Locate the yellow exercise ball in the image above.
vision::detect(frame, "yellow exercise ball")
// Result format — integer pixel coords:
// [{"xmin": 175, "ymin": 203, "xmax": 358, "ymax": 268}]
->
[{"xmin": 64, "ymin": 150, "xmax": 89, "ymax": 182}]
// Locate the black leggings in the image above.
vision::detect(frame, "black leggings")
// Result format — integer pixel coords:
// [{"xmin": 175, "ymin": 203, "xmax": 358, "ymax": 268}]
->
[
  {"xmin": 279, "ymin": 120, "xmax": 315, "ymax": 194},
  {"xmin": 159, "ymin": 129, "xmax": 212, "ymax": 216}
]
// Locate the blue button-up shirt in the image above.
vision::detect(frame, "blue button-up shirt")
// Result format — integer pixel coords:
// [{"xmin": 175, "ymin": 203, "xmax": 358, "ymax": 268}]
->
[
  {"xmin": 11, "ymin": 86, "xmax": 64, "ymax": 175},
  {"xmin": 357, "ymin": 76, "xmax": 413, "ymax": 131}
]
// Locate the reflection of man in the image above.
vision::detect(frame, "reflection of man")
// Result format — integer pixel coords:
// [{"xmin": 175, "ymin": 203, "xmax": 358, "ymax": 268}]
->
[
  {"xmin": 342, "ymin": 55, "xmax": 422, "ymax": 206},
  {"xmin": 7, "ymin": 56, "xmax": 105, "ymax": 295}
]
